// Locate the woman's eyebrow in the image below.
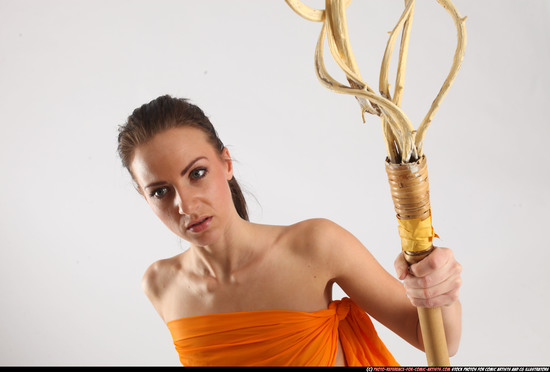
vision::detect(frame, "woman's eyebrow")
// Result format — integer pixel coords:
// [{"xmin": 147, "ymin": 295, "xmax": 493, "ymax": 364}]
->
[
  {"xmin": 144, "ymin": 156, "xmax": 207, "ymax": 190},
  {"xmin": 180, "ymin": 156, "xmax": 207, "ymax": 177},
  {"xmin": 144, "ymin": 180, "xmax": 167, "ymax": 190}
]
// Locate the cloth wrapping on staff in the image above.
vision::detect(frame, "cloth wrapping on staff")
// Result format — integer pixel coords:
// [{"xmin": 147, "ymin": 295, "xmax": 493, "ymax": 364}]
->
[
  {"xmin": 166, "ymin": 297, "xmax": 398, "ymax": 366},
  {"xmin": 397, "ymin": 215, "xmax": 439, "ymax": 252}
]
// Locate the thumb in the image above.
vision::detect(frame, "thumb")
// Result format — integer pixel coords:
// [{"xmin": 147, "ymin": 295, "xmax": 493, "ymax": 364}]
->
[{"xmin": 394, "ymin": 252, "xmax": 409, "ymax": 281}]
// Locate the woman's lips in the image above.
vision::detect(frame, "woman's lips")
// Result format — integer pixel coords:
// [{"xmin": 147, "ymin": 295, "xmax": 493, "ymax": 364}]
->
[{"xmin": 187, "ymin": 217, "xmax": 212, "ymax": 233}]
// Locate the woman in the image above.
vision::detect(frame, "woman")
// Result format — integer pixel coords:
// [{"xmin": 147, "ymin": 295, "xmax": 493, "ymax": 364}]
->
[{"xmin": 118, "ymin": 95, "xmax": 462, "ymax": 366}]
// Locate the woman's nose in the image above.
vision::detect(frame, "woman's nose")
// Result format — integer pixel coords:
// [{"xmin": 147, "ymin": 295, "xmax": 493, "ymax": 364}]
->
[{"xmin": 175, "ymin": 189, "xmax": 198, "ymax": 215}]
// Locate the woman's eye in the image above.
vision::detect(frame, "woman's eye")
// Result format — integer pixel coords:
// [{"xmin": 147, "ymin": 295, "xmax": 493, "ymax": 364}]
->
[
  {"xmin": 150, "ymin": 187, "xmax": 168, "ymax": 199},
  {"xmin": 190, "ymin": 168, "xmax": 207, "ymax": 180}
]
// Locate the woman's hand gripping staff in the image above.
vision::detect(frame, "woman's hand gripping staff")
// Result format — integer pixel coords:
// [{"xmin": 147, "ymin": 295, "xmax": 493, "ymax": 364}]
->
[{"xmin": 395, "ymin": 246, "xmax": 463, "ymax": 358}]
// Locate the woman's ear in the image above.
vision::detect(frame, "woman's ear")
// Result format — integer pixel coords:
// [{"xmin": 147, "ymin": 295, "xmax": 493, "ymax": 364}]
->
[{"xmin": 221, "ymin": 147, "xmax": 234, "ymax": 180}]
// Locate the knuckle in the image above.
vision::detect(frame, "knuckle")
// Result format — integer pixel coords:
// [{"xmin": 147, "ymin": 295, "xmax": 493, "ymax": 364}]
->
[
  {"xmin": 430, "ymin": 252, "xmax": 446, "ymax": 271},
  {"xmin": 421, "ymin": 275, "xmax": 432, "ymax": 288},
  {"xmin": 453, "ymin": 276, "xmax": 463, "ymax": 290},
  {"xmin": 428, "ymin": 256, "xmax": 440, "ymax": 270},
  {"xmin": 435, "ymin": 247, "xmax": 451, "ymax": 266},
  {"xmin": 423, "ymin": 287, "xmax": 432, "ymax": 299},
  {"xmin": 450, "ymin": 290, "xmax": 460, "ymax": 302},
  {"xmin": 425, "ymin": 297, "xmax": 434, "ymax": 308},
  {"xmin": 446, "ymin": 289, "xmax": 460, "ymax": 305}
]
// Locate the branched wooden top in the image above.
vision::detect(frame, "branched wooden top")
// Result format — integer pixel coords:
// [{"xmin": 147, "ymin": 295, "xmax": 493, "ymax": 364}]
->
[{"xmin": 285, "ymin": 0, "xmax": 467, "ymax": 164}]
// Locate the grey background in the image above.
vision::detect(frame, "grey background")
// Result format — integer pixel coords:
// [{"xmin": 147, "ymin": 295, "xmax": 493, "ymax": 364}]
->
[{"xmin": 1, "ymin": 0, "xmax": 548, "ymax": 366}]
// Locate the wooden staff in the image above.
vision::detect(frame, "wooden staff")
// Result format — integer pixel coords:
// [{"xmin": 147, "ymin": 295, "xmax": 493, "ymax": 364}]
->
[
  {"xmin": 386, "ymin": 155, "xmax": 449, "ymax": 365},
  {"xmin": 285, "ymin": 0, "xmax": 467, "ymax": 366}
]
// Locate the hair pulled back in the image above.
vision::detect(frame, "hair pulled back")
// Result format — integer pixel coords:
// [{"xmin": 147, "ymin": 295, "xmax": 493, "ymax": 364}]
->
[{"xmin": 117, "ymin": 95, "xmax": 248, "ymax": 221}]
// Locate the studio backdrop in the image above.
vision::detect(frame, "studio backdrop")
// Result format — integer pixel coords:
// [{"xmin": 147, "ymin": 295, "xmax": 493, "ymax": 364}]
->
[{"xmin": 0, "ymin": 0, "xmax": 548, "ymax": 366}]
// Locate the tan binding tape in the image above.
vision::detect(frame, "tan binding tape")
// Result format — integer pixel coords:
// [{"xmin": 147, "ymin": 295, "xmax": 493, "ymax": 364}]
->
[{"xmin": 385, "ymin": 155, "xmax": 438, "ymax": 253}]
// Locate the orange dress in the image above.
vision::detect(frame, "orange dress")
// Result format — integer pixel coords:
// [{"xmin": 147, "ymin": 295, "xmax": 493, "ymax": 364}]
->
[{"xmin": 166, "ymin": 297, "xmax": 398, "ymax": 366}]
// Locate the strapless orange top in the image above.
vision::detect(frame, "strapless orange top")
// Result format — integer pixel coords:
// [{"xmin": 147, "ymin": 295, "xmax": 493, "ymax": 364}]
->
[{"xmin": 166, "ymin": 297, "xmax": 398, "ymax": 366}]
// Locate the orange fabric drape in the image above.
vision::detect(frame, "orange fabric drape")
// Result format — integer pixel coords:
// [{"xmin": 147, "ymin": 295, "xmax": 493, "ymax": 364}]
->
[{"xmin": 166, "ymin": 297, "xmax": 398, "ymax": 366}]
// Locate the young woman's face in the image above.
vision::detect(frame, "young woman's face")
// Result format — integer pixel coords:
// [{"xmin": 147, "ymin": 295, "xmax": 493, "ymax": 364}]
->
[{"xmin": 130, "ymin": 126, "xmax": 235, "ymax": 246}]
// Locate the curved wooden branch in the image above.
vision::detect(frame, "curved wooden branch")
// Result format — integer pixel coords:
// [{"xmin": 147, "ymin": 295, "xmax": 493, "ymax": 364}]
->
[
  {"xmin": 315, "ymin": 22, "xmax": 416, "ymax": 161},
  {"xmin": 284, "ymin": 0, "xmax": 325, "ymax": 22},
  {"xmin": 286, "ymin": 0, "xmax": 466, "ymax": 164},
  {"xmin": 393, "ymin": 0, "xmax": 415, "ymax": 107},
  {"xmin": 379, "ymin": 0, "xmax": 415, "ymax": 102},
  {"xmin": 284, "ymin": 0, "xmax": 353, "ymax": 22},
  {"xmin": 415, "ymin": 0, "xmax": 467, "ymax": 156}
]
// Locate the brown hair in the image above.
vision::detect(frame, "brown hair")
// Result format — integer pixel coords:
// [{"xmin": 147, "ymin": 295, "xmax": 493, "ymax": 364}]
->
[{"xmin": 118, "ymin": 95, "xmax": 249, "ymax": 221}]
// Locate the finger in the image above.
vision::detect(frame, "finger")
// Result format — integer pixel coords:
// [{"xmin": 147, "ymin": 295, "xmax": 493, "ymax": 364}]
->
[
  {"xmin": 405, "ymin": 257, "xmax": 462, "ymax": 290},
  {"xmin": 405, "ymin": 273, "xmax": 462, "ymax": 306},
  {"xmin": 408, "ymin": 246, "xmax": 452, "ymax": 278},
  {"xmin": 407, "ymin": 286, "xmax": 461, "ymax": 308},
  {"xmin": 394, "ymin": 252, "xmax": 409, "ymax": 280}
]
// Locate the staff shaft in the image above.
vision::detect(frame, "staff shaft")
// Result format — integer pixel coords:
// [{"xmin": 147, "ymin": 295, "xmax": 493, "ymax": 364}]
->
[{"xmin": 386, "ymin": 156, "xmax": 449, "ymax": 366}]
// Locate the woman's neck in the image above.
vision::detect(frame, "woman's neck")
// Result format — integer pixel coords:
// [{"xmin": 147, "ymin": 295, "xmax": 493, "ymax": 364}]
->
[{"xmin": 188, "ymin": 216, "xmax": 267, "ymax": 283}]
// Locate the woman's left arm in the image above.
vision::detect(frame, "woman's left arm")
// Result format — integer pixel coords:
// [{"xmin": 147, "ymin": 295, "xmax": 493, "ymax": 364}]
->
[
  {"xmin": 312, "ymin": 219, "xmax": 462, "ymax": 355},
  {"xmin": 394, "ymin": 247, "xmax": 463, "ymax": 356}
]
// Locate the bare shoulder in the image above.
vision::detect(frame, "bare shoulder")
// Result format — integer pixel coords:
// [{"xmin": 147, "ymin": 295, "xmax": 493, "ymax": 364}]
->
[
  {"xmin": 288, "ymin": 217, "xmax": 340, "ymax": 235},
  {"xmin": 286, "ymin": 218, "xmax": 384, "ymax": 279},
  {"xmin": 141, "ymin": 253, "xmax": 184, "ymax": 303},
  {"xmin": 287, "ymin": 218, "xmax": 354, "ymax": 248},
  {"xmin": 282, "ymin": 218, "xmax": 357, "ymax": 262}
]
